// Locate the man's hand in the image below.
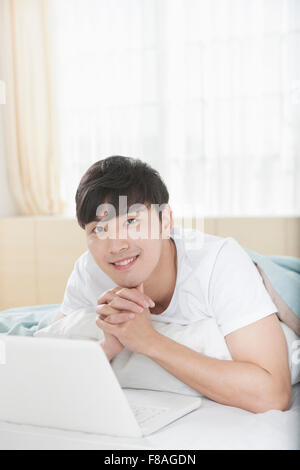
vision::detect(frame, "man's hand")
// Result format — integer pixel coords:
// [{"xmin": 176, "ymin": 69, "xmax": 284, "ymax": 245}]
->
[
  {"xmin": 97, "ymin": 286, "xmax": 133, "ymax": 361},
  {"xmin": 96, "ymin": 284, "xmax": 155, "ymax": 359},
  {"xmin": 96, "ymin": 283, "xmax": 157, "ymax": 355}
]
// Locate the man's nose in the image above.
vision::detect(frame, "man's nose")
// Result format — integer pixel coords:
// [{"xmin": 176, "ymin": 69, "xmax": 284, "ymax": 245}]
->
[{"xmin": 107, "ymin": 235, "xmax": 129, "ymax": 254}]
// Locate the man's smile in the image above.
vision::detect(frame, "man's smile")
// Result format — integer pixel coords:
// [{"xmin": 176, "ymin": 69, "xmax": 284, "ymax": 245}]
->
[{"xmin": 111, "ymin": 254, "xmax": 140, "ymax": 270}]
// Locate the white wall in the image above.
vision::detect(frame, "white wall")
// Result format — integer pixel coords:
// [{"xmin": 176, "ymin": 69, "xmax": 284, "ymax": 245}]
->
[{"xmin": 0, "ymin": 106, "xmax": 17, "ymax": 217}]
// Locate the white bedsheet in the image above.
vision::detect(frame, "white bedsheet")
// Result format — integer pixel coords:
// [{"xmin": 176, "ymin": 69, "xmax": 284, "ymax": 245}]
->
[{"xmin": 0, "ymin": 384, "xmax": 299, "ymax": 450}]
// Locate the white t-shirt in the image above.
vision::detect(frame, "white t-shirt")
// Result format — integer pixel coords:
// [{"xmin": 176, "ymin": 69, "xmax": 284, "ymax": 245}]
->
[{"xmin": 60, "ymin": 226, "xmax": 277, "ymax": 336}]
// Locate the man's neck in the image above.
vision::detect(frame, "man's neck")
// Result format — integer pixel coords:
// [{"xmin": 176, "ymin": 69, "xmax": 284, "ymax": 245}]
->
[{"xmin": 143, "ymin": 237, "xmax": 177, "ymax": 314}]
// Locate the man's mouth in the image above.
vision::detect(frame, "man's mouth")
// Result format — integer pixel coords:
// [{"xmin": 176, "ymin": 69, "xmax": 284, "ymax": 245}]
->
[{"xmin": 111, "ymin": 255, "xmax": 139, "ymax": 271}]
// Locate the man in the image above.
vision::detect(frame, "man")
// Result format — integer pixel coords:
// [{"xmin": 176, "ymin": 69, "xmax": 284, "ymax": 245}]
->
[{"xmin": 54, "ymin": 155, "xmax": 291, "ymax": 413}]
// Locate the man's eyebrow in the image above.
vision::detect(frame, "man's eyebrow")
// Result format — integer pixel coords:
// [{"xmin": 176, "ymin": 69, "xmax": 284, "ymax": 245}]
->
[
  {"xmin": 88, "ymin": 215, "xmax": 107, "ymax": 225},
  {"xmin": 87, "ymin": 216, "xmax": 102, "ymax": 224},
  {"xmin": 91, "ymin": 209, "xmax": 145, "ymax": 224}
]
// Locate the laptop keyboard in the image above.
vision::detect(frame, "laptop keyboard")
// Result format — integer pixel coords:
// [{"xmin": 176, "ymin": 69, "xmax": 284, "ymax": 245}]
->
[{"xmin": 131, "ymin": 404, "xmax": 169, "ymax": 425}]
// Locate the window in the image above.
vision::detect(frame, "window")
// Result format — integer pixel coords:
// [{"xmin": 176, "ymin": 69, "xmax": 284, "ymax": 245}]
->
[{"xmin": 50, "ymin": 0, "xmax": 300, "ymax": 218}]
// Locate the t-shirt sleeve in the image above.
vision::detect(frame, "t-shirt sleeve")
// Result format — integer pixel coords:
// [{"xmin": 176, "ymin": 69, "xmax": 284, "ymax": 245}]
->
[
  {"xmin": 208, "ymin": 237, "xmax": 278, "ymax": 336},
  {"xmin": 60, "ymin": 256, "xmax": 93, "ymax": 315}
]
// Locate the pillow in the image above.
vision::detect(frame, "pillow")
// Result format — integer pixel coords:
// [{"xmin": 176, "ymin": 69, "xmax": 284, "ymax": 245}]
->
[
  {"xmin": 34, "ymin": 307, "xmax": 300, "ymax": 394},
  {"xmin": 111, "ymin": 318, "xmax": 231, "ymax": 397},
  {"xmin": 34, "ymin": 307, "xmax": 104, "ymax": 341}
]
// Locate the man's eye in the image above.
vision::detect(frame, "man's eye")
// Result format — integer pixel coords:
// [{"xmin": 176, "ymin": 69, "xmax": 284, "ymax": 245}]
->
[
  {"xmin": 92, "ymin": 225, "xmax": 104, "ymax": 233},
  {"xmin": 92, "ymin": 218, "xmax": 138, "ymax": 233},
  {"xmin": 126, "ymin": 218, "xmax": 138, "ymax": 225}
]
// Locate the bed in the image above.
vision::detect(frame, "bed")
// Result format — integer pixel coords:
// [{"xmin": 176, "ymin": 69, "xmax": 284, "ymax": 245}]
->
[{"xmin": 0, "ymin": 305, "xmax": 299, "ymax": 450}]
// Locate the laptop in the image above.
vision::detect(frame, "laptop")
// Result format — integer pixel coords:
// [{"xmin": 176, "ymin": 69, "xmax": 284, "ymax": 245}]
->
[{"xmin": 0, "ymin": 336, "xmax": 202, "ymax": 437}]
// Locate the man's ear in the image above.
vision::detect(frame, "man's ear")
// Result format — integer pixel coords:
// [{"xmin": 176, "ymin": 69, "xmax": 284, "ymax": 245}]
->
[{"xmin": 161, "ymin": 204, "xmax": 173, "ymax": 239}]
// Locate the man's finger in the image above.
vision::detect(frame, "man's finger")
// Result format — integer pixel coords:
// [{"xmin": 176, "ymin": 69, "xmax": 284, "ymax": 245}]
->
[
  {"xmin": 96, "ymin": 318, "xmax": 117, "ymax": 333},
  {"xmin": 97, "ymin": 287, "xmax": 124, "ymax": 305},
  {"xmin": 115, "ymin": 287, "xmax": 155, "ymax": 308},
  {"xmin": 96, "ymin": 304, "xmax": 117, "ymax": 317},
  {"xmin": 136, "ymin": 282, "xmax": 144, "ymax": 294},
  {"xmin": 97, "ymin": 304, "xmax": 136, "ymax": 322},
  {"xmin": 108, "ymin": 296, "xmax": 144, "ymax": 313},
  {"xmin": 97, "ymin": 285, "xmax": 155, "ymax": 309},
  {"xmin": 102, "ymin": 312, "xmax": 135, "ymax": 324}
]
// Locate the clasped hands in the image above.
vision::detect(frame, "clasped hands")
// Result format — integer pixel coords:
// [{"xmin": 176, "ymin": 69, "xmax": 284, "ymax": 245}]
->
[{"xmin": 96, "ymin": 283, "xmax": 158, "ymax": 359}]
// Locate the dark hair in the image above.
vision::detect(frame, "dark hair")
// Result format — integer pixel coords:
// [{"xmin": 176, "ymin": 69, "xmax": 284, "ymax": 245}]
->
[{"xmin": 75, "ymin": 156, "xmax": 169, "ymax": 229}]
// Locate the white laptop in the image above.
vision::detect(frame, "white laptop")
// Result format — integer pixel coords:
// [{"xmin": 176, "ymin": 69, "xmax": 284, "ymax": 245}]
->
[{"xmin": 0, "ymin": 336, "xmax": 202, "ymax": 437}]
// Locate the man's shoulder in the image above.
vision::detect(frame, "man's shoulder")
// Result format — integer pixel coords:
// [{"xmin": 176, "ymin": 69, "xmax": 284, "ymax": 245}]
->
[
  {"xmin": 173, "ymin": 226, "xmax": 245, "ymax": 279},
  {"xmin": 173, "ymin": 226, "xmax": 231, "ymax": 258}
]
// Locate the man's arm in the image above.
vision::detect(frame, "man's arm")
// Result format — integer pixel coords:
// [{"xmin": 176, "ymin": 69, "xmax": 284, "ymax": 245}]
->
[
  {"xmin": 143, "ymin": 313, "xmax": 291, "ymax": 413},
  {"xmin": 97, "ymin": 287, "xmax": 292, "ymax": 413}
]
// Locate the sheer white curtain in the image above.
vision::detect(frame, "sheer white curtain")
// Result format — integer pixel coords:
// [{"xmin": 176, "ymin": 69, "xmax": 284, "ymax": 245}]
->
[
  {"xmin": 50, "ymin": 0, "xmax": 300, "ymax": 218},
  {"xmin": 0, "ymin": 0, "xmax": 65, "ymax": 216}
]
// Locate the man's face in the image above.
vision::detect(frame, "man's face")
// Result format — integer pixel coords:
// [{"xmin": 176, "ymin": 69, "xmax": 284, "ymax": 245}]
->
[{"xmin": 85, "ymin": 204, "xmax": 171, "ymax": 288}]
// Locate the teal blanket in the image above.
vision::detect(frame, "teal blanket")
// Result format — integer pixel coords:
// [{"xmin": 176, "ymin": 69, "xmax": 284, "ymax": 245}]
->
[
  {"xmin": 243, "ymin": 248, "xmax": 300, "ymax": 319},
  {"xmin": 0, "ymin": 304, "xmax": 59, "ymax": 336},
  {"xmin": 0, "ymin": 250, "xmax": 299, "ymax": 337}
]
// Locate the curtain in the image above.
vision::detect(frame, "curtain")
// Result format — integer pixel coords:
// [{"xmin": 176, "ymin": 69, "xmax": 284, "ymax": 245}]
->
[
  {"xmin": 50, "ymin": 0, "xmax": 300, "ymax": 218},
  {"xmin": 0, "ymin": 0, "xmax": 65, "ymax": 215}
]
